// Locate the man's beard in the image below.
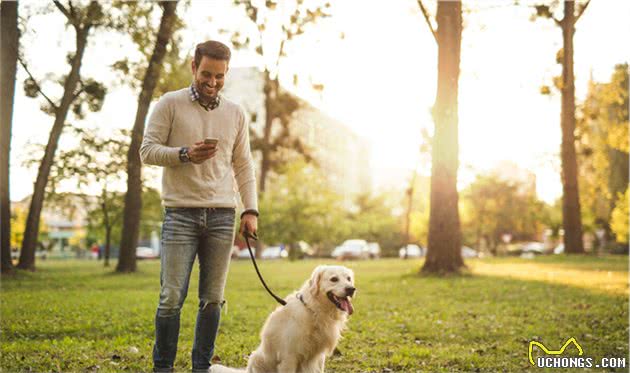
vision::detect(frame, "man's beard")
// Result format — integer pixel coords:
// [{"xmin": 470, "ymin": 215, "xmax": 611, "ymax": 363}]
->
[{"xmin": 195, "ymin": 81, "xmax": 218, "ymax": 101}]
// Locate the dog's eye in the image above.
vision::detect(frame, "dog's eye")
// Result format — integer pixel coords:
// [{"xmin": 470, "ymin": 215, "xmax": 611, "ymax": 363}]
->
[
  {"xmin": 330, "ymin": 276, "xmax": 339, "ymax": 282},
  {"xmin": 347, "ymin": 277, "xmax": 351, "ymax": 281}
]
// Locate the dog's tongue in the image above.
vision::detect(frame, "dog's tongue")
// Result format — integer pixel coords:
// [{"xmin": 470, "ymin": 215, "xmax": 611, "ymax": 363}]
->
[{"xmin": 339, "ymin": 298, "xmax": 354, "ymax": 315}]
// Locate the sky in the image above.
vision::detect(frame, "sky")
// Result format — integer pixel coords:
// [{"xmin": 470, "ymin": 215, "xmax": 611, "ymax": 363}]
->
[{"xmin": 8, "ymin": 0, "xmax": 630, "ymax": 203}]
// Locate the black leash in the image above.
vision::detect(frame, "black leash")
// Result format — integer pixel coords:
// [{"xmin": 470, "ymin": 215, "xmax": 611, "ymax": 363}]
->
[{"xmin": 243, "ymin": 231, "xmax": 287, "ymax": 306}]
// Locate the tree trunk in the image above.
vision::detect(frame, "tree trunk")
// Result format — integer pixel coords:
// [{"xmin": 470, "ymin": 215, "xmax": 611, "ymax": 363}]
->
[
  {"xmin": 117, "ymin": 1, "xmax": 178, "ymax": 273},
  {"xmin": 101, "ymin": 199, "xmax": 111, "ymax": 267},
  {"xmin": 104, "ymin": 227, "xmax": 111, "ymax": 267},
  {"xmin": 18, "ymin": 26, "xmax": 91, "ymax": 271},
  {"xmin": 560, "ymin": 1, "xmax": 585, "ymax": 254},
  {"xmin": 422, "ymin": 0, "xmax": 464, "ymax": 274},
  {"xmin": 1, "ymin": 1, "xmax": 18, "ymax": 273},
  {"xmin": 259, "ymin": 72, "xmax": 274, "ymax": 193},
  {"xmin": 404, "ymin": 170, "xmax": 417, "ymax": 246}
]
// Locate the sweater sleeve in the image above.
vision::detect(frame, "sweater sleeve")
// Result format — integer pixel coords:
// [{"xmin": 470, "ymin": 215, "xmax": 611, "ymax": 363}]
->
[
  {"xmin": 232, "ymin": 107, "xmax": 258, "ymax": 212},
  {"xmin": 139, "ymin": 96, "xmax": 182, "ymax": 167}
]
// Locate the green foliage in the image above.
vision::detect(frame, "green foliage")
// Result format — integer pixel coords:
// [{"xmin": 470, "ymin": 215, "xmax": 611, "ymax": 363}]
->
[
  {"xmin": 259, "ymin": 161, "xmax": 405, "ymax": 256},
  {"xmin": 610, "ymin": 188, "xmax": 629, "ymax": 244},
  {"xmin": 1, "ymin": 257, "xmax": 627, "ymax": 372},
  {"xmin": 85, "ymin": 188, "xmax": 162, "ymax": 249},
  {"xmin": 259, "ymin": 161, "xmax": 347, "ymax": 254},
  {"xmin": 460, "ymin": 174, "xmax": 545, "ymax": 252},
  {"xmin": 22, "ymin": 77, "xmax": 39, "ymax": 98},
  {"xmin": 34, "ymin": 126, "xmax": 163, "ymax": 248},
  {"xmin": 71, "ymin": 79, "xmax": 107, "ymax": 119},
  {"xmin": 9, "ymin": 206, "xmax": 48, "ymax": 250},
  {"xmin": 109, "ymin": 1, "xmax": 187, "ymax": 98},
  {"xmin": 20, "ymin": 2, "xmax": 112, "ymax": 118},
  {"xmin": 46, "ymin": 126, "xmax": 130, "ymax": 194},
  {"xmin": 349, "ymin": 193, "xmax": 405, "ymax": 253},
  {"xmin": 577, "ymin": 64, "xmax": 629, "ymax": 236}
]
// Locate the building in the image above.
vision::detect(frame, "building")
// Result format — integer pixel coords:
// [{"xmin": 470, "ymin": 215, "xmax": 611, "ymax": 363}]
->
[
  {"xmin": 10, "ymin": 194, "xmax": 90, "ymax": 252},
  {"xmin": 222, "ymin": 67, "xmax": 371, "ymax": 201}
]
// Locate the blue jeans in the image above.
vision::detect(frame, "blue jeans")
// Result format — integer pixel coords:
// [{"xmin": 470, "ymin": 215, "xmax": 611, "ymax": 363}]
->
[{"xmin": 152, "ymin": 207, "xmax": 236, "ymax": 372}]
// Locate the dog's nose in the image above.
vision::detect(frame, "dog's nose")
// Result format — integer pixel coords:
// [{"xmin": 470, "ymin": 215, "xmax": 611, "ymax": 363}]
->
[{"xmin": 345, "ymin": 286, "xmax": 356, "ymax": 297}]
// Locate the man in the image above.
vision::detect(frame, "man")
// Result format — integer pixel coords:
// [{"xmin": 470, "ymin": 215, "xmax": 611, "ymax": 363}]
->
[{"xmin": 140, "ymin": 40, "xmax": 258, "ymax": 372}]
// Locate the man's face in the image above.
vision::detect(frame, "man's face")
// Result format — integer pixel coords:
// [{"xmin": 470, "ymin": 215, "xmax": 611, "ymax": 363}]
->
[{"xmin": 192, "ymin": 56, "xmax": 228, "ymax": 100}]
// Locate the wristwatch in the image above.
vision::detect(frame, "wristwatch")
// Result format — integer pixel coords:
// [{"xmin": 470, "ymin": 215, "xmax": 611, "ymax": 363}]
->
[{"xmin": 179, "ymin": 147, "xmax": 191, "ymax": 163}]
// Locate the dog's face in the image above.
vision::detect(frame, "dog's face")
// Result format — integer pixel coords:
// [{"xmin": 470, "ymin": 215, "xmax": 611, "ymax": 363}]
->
[{"xmin": 309, "ymin": 265, "xmax": 356, "ymax": 315}]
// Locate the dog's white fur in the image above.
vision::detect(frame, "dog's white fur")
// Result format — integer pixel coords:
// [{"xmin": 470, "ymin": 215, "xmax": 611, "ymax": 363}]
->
[{"xmin": 211, "ymin": 265, "xmax": 355, "ymax": 373}]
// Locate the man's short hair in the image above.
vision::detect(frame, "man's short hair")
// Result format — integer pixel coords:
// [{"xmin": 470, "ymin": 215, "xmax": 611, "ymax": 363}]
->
[{"xmin": 194, "ymin": 40, "xmax": 231, "ymax": 66}]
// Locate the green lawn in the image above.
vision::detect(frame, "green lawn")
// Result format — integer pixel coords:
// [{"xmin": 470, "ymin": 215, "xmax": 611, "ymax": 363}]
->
[{"xmin": 1, "ymin": 256, "xmax": 628, "ymax": 372}]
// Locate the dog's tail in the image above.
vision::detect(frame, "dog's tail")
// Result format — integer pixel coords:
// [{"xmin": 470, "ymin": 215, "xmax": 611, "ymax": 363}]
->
[{"xmin": 210, "ymin": 364, "xmax": 246, "ymax": 373}]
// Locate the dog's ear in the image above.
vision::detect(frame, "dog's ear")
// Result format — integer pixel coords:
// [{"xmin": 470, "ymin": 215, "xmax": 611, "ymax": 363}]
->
[{"xmin": 309, "ymin": 266, "xmax": 326, "ymax": 296}]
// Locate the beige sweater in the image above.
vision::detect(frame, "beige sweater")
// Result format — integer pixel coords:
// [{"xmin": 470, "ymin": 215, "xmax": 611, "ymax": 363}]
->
[{"xmin": 140, "ymin": 88, "xmax": 257, "ymax": 211}]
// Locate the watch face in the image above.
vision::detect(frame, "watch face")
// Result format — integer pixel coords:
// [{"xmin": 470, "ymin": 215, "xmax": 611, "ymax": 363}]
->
[{"xmin": 179, "ymin": 147, "xmax": 190, "ymax": 162}]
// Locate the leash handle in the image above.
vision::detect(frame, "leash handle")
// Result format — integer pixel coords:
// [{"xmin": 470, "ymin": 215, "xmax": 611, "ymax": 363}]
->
[{"xmin": 243, "ymin": 230, "xmax": 287, "ymax": 306}]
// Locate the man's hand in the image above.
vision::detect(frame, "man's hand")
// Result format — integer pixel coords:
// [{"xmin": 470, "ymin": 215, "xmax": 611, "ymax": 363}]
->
[
  {"xmin": 240, "ymin": 214, "xmax": 258, "ymax": 237},
  {"xmin": 188, "ymin": 141, "xmax": 218, "ymax": 164}
]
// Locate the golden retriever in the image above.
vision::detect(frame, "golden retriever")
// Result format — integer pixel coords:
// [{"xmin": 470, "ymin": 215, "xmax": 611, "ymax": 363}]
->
[{"xmin": 212, "ymin": 265, "xmax": 356, "ymax": 373}]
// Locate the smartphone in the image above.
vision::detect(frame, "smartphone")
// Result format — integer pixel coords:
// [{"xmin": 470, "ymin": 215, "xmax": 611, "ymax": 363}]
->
[{"xmin": 204, "ymin": 138, "xmax": 219, "ymax": 147}]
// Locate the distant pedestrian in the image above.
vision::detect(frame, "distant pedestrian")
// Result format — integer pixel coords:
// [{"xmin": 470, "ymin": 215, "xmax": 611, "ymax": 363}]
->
[{"xmin": 91, "ymin": 244, "xmax": 99, "ymax": 260}]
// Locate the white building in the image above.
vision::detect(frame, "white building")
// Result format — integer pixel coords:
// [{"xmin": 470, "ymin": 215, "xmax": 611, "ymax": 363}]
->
[{"xmin": 223, "ymin": 67, "xmax": 371, "ymax": 200}]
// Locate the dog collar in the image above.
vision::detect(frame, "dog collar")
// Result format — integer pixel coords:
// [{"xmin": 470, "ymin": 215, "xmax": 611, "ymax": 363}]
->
[{"xmin": 296, "ymin": 293, "xmax": 307, "ymax": 306}]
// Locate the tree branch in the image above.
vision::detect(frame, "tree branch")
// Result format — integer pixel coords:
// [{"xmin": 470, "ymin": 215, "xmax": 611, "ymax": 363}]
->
[
  {"xmin": 53, "ymin": 1, "xmax": 78, "ymax": 28},
  {"xmin": 17, "ymin": 56, "xmax": 58, "ymax": 111},
  {"xmin": 575, "ymin": 0, "xmax": 591, "ymax": 23},
  {"xmin": 553, "ymin": 16, "xmax": 562, "ymax": 26},
  {"xmin": 72, "ymin": 86, "xmax": 85, "ymax": 103},
  {"xmin": 274, "ymin": 38, "xmax": 286, "ymax": 75},
  {"xmin": 53, "ymin": 1, "xmax": 71, "ymax": 19},
  {"xmin": 416, "ymin": 0, "xmax": 437, "ymax": 44}
]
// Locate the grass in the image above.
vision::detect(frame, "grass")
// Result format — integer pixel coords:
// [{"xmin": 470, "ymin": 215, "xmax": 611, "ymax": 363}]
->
[{"xmin": 1, "ymin": 256, "xmax": 628, "ymax": 372}]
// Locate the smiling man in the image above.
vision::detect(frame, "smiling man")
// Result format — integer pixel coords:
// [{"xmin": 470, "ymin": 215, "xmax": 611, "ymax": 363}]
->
[{"xmin": 140, "ymin": 40, "xmax": 258, "ymax": 372}]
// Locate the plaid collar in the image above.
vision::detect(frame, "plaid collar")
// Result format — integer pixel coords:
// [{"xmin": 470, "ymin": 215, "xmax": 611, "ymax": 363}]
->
[{"xmin": 189, "ymin": 83, "xmax": 220, "ymax": 111}]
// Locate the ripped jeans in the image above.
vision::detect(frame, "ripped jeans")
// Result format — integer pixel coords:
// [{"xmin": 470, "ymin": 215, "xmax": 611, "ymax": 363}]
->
[{"xmin": 153, "ymin": 207, "xmax": 236, "ymax": 372}]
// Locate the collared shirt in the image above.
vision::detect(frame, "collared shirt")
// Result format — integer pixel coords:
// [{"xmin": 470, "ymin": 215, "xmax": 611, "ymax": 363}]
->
[{"xmin": 189, "ymin": 83, "xmax": 220, "ymax": 111}]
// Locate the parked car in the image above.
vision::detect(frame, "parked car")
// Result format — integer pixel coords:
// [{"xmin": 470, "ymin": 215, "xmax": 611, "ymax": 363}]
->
[
  {"xmin": 236, "ymin": 247, "xmax": 255, "ymax": 259},
  {"xmin": 519, "ymin": 242, "xmax": 545, "ymax": 254},
  {"xmin": 261, "ymin": 246, "xmax": 288, "ymax": 259},
  {"xmin": 553, "ymin": 243, "xmax": 564, "ymax": 255},
  {"xmin": 136, "ymin": 246, "xmax": 159, "ymax": 259},
  {"xmin": 367, "ymin": 242, "xmax": 381, "ymax": 259},
  {"xmin": 399, "ymin": 244, "xmax": 425, "ymax": 259},
  {"xmin": 331, "ymin": 239, "xmax": 369, "ymax": 260},
  {"xmin": 461, "ymin": 246, "xmax": 479, "ymax": 258}
]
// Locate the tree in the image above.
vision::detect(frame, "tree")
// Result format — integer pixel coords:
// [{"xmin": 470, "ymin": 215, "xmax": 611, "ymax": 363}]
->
[
  {"xmin": 117, "ymin": 1, "xmax": 179, "ymax": 273},
  {"xmin": 17, "ymin": 1, "xmax": 108, "ymax": 271},
  {"xmin": 349, "ymin": 193, "xmax": 406, "ymax": 256},
  {"xmin": 460, "ymin": 174, "xmax": 544, "ymax": 254},
  {"xmin": 416, "ymin": 0, "xmax": 465, "ymax": 273},
  {"xmin": 1, "ymin": 1, "xmax": 19, "ymax": 273},
  {"xmin": 232, "ymin": 0, "xmax": 332, "ymax": 192},
  {"xmin": 534, "ymin": 0, "xmax": 591, "ymax": 254},
  {"xmin": 577, "ymin": 64, "xmax": 629, "ymax": 241},
  {"xmin": 610, "ymin": 189, "xmax": 628, "ymax": 244},
  {"xmin": 45, "ymin": 127, "xmax": 130, "ymax": 267},
  {"xmin": 258, "ymin": 161, "xmax": 348, "ymax": 256}
]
